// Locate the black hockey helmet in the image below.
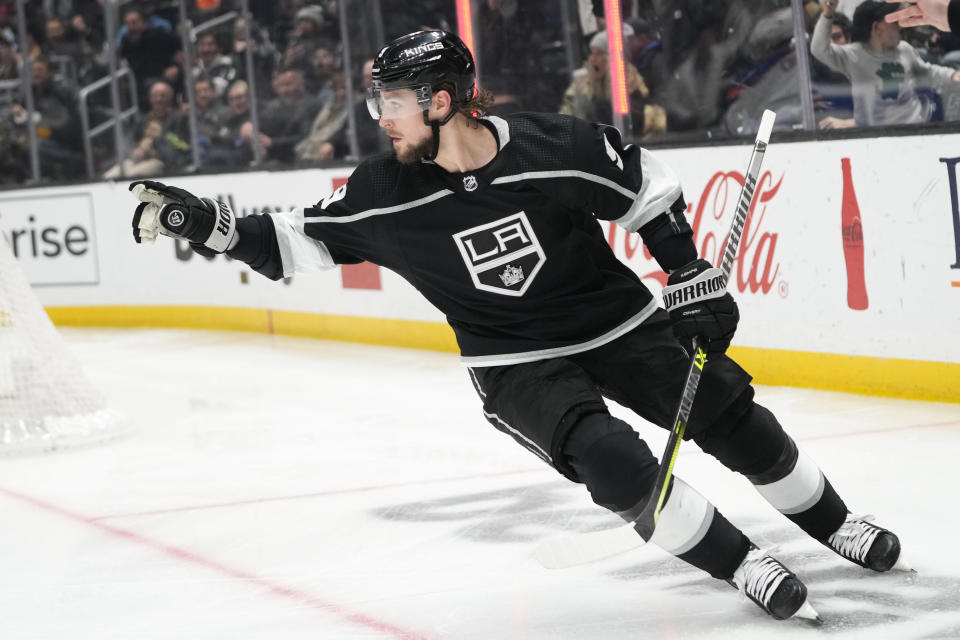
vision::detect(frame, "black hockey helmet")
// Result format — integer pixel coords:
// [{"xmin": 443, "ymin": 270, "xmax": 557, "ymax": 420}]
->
[{"xmin": 367, "ymin": 30, "xmax": 476, "ymax": 123}]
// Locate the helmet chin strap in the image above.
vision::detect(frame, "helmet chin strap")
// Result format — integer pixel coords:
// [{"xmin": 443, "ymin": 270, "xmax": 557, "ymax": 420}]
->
[{"xmin": 421, "ymin": 107, "xmax": 457, "ymax": 162}]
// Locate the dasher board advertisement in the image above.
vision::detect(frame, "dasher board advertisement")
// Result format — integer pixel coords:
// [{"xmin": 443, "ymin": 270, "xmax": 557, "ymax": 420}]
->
[
  {"xmin": 0, "ymin": 192, "xmax": 99, "ymax": 286},
  {"xmin": 3, "ymin": 132, "xmax": 959, "ymax": 370}
]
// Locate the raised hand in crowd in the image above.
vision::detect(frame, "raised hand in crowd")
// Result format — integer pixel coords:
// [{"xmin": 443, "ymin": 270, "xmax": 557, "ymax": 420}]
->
[{"xmin": 884, "ymin": 0, "xmax": 953, "ymax": 31}]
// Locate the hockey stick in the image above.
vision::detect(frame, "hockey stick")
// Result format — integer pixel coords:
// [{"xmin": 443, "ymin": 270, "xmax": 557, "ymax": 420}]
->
[{"xmin": 534, "ymin": 110, "xmax": 777, "ymax": 570}]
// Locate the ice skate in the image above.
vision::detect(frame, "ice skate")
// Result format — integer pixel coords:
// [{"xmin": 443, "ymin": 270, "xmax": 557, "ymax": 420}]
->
[
  {"xmin": 728, "ymin": 547, "xmax": 821, "ymax": 622},
  {"xmin": 825, "ymin": 514, "xmax": 910, "ymax": 572}
]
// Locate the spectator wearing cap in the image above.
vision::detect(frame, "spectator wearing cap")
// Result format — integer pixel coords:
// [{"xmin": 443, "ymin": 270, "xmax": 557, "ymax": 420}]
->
[
  {"xmin": 560, "ymin": 25, "xmax": 666, "ymax": 138},
  {"xmin": 283, "ymin": 5, "xmax": 328, "ymax": 75},
  {"xmin": 295, "ymin": 5, "xmax": 327, "ymax": 35},
  {"xmin": 812, "ymin": 0, "xmax": 960, "ymax": 126}
]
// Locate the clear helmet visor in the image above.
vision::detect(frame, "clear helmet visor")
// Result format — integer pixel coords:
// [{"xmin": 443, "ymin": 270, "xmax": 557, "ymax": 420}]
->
[{"xmin": 365, "ymin": 84, "xmax": 432, "ymax": 120}]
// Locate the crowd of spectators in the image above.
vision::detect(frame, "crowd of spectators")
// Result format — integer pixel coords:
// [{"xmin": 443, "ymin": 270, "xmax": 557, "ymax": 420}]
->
[
  {"xmin": 0, "ymin": 0, "xmax": 372, "ymax": 183},
  {"xmin": 3, "ymin": 0, "xmax": 960, "ymax": 187}
]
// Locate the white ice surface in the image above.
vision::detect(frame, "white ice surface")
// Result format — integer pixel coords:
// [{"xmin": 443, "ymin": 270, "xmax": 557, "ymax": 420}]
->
[{"xmin": 1, "ymin": 328, "xmax": 959, "ymax": 640}]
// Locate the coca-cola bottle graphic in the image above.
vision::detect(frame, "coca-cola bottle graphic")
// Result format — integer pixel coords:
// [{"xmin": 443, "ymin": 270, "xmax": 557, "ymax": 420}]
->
[{"xmin": 840, "ymin": 158, "xmax": 868, "ymax": 310}]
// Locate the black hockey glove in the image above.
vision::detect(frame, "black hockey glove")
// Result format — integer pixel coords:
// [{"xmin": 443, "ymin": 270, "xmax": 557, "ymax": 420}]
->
[
  {"xmin": 130, "ymin": 180, "xmax": 236, "ymax": 256},
  {"xmin": 661, "ymin": 258, "xmax": 739, "ymax": 355}
]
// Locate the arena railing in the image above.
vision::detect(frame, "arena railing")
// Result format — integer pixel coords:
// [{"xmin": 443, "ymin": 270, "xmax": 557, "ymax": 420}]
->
[{"xmin": 77, "ymin": 66, "xmax": 138, "ymax": 179}]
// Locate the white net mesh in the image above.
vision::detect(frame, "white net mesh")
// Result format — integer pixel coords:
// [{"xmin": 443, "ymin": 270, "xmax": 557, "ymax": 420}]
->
[{"xmin": 0, "ymin": 236, "xmax": 127, "ymax": 454}]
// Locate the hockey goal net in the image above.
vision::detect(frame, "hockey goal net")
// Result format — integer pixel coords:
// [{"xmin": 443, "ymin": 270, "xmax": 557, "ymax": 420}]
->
[{"xmin": 0, "ymin": 235, "xmax": 127, "ymax": 454}]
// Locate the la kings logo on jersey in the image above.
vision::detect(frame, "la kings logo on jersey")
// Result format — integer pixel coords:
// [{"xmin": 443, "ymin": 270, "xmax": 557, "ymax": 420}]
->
[{"xmin": 452, "ymin": 212, "xmax": 545, "ymax": 296}]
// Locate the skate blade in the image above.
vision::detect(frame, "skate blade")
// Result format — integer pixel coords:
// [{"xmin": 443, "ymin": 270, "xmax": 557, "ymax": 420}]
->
[
  {"xmin": 892, "ymin": 553, "xmax": 915, "ymax": 573},
  {"xmin": 791, "ymin": 600, "xmax": 823, "ymax": 624}
]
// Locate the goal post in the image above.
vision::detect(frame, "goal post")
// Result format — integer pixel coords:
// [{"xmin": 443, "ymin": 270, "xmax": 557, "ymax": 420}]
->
[{"xmin": 0, "ymin": 234, "xmax": 127, "ymax": 454}]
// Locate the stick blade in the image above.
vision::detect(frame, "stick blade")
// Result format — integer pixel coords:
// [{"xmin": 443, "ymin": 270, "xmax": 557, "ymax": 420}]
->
[{"xmin": 533, "ymin": 524, "xmax": 644, "ymax": 569}]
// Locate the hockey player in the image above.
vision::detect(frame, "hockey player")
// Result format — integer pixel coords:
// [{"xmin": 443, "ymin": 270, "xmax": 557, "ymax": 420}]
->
[{"xmin": 127, "ymin": 30, "xmax": 904, "ymax": 621}]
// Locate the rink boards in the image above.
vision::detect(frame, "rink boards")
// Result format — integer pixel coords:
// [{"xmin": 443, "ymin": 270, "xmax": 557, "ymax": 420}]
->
[{"xmin": 1, "ymin": 132, "xmax": 958, "ymax": 402}]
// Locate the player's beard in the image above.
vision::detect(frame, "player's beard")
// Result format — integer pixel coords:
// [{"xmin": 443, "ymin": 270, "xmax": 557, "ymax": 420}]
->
[{"xmin": 395, "ymin": 132, "xmax": 434, "ymax": 165}]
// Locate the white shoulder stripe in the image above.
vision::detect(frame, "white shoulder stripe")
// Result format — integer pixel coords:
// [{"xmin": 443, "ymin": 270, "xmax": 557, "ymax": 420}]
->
[
  {"xmin": 268, "ymin": 208, "xmax": 336, "ymax": 277},
  {"xmin": 612, "ymin": 148, "xmax": 683, "ymax": 232},
  {"xmin": 491, "ymin": 170, "xmax": 637, "ymax": 200},
  {"xmin": 305, "ymin": 189, "xmax": 454, "ymax": 224},
  {"xmin": 481, "ymin": 115, "xmax": 511, "ymax": 149}
]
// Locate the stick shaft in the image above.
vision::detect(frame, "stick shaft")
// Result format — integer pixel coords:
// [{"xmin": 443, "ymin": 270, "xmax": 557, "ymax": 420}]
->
[{"xmin": 640, "ymin": 110, "xmax": 775, "ymax": 534}]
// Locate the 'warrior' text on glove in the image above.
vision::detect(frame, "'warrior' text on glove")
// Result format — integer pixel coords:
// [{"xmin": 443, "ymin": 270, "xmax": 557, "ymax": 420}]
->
[{"xmin": 661, "ymin": 258, "xmax": 739, "ymax": 355}]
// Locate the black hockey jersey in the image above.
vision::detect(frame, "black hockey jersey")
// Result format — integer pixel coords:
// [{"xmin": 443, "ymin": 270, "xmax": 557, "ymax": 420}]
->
[{"xmin": 235, "ymin": 112, "xmax": 685, "ymax": 366}]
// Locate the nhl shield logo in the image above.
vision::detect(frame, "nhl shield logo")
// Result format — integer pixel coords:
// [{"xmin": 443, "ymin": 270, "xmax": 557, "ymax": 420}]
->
[
  {"xmin": 452, "ymin": 211, "xmax": 545, "ymax": 296},
  {"xmin": 463, "ymin": 175, "xmax": 478, "ymax": 192}
]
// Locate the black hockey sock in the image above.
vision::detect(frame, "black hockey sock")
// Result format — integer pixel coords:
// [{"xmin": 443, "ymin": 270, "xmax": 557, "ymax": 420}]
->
[
  {"xmin": 783, "ymin": 478, "xmax": 847, "ymax": 541},
  {"xmin": 745, "ymin": 430, "xmax": 847, "ymax": 541},
  {"xmin": 696, "ymin": 402, "xmax": 847, "ymax": 541},
  {"xmin": 563, "ymin": 413, "xmax": 750, "ymax": 580},
  {"xmin": 631, "ymin": 476, "xmax": 751, "ymax": 580},
  {"xmin": 674, "ymin": 508, "xmax": 751, "ymax": 580}
]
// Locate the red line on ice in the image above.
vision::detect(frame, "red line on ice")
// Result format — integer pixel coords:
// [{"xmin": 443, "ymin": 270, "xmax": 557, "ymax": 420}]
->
[
  {"xmin": 93, "ymin": 467, "xmax": 545, "ymax": 520},
  {"xmin": 0, "ymin": 485, "xmax": 429, "ymax": 640},
  {"xmin": 93, "ymin": 417, "xmax": 959, "ymax": 521}
]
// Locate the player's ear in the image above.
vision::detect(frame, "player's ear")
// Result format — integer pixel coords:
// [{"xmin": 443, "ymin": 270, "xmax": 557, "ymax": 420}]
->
[{"xmin": 432, "ymin": 88, "xmax": 452, "ymax": 119}]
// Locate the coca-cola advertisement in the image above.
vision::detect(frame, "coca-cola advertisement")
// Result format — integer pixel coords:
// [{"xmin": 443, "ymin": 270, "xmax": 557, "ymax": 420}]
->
[
  {"xmin": 840, "ymin": 158, "xmax": 868, "ymax": 311},
  {"xmin": 603, "ymin": 166, "xmax": 782, "ymax": 300}
]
